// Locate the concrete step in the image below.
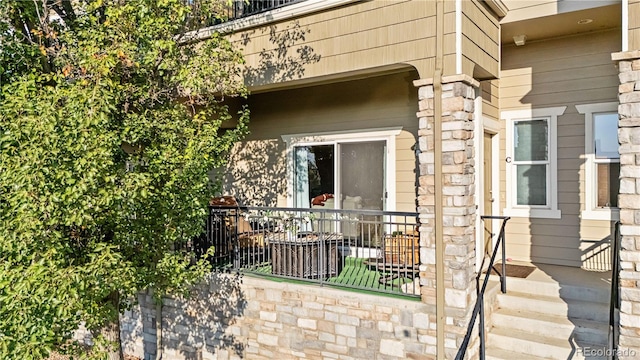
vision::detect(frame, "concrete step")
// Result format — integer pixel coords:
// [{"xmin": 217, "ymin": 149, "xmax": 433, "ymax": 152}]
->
[
  {"xmin": 498, "ymin": 277, "xmax": 610, "ymax": 304},
  {"xmin": 485, "ymin": 347, "xmax": 554, "ymax": 360},
  {"xmin": 487, "ymin": 327, "xmax": 607, "ymax": 360},
  {"xmin": 497, "ymin": 291, "xmax": 609, "ymax": 322},
  {"xmin": 491, "ymin": 308, "xmax": 609, "ymax": 346}
]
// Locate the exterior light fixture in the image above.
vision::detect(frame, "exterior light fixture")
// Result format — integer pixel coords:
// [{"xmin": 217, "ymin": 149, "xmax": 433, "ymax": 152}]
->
[{"xmin": 513, "ymin": 34, "xmax": 527, "ymax": 46}]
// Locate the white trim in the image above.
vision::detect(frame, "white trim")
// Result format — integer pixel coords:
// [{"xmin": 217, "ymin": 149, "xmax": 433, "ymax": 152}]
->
[
  {"xmin": 506, "ymin": 208, "xmax": 562, "ymax": 219},
  {"xmin": 281, "ymin": 127, "xmax": 401, "ymax": 210},
  {"xmin": 491, "ymin": 129, "xmax": 500, "ymax": 239},
  {"xmin": 483, "ymin": 117, "xmax": 501, "ymax": 134},
  {"xmin": 186, "ymin": 0, "xmax": 361, "ymax": 39},
  {"xmin": 281, "ymin": 127, "xmax": 402, "ymax": 145},
  {"xmin": 481, "ymin": 116, "xmax": 501, "ymax": 249},
  {"xmin": 501, "ymin": 107, "xmax": 566, "ymax": 219},
  {"xmin": 576, "ymin": 102, "xmax": 620, "ymax": 221},
  {"xmin": 456, "ymin": 0, "xmax": 463, "ymax": 75},
  {"xmin": 623, "ymin": 0, "xmax": 629, "ymax": 52},
  {"xmin": 474, "ymin": 95, "xmax": 483, "ymax": 272}
]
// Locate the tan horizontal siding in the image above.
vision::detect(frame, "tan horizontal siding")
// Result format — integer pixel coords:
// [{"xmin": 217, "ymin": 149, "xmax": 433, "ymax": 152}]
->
[
  {"xmin": 228, "ymin": 1, "xmax": 438, "ymax": 87},
  {"xmin": 463, "ymin": 3, "xmax": 499, "ymax": 54},
  {"xmin": 460, "ymin": 1, "xmax": 500, "ymax": 77},
  {"xmin": 396, "ymin": 126, "xmax": 419, "ymax": 214},
  {"xmin": 501, "ymin": 75, "xmax": 618, "ymax": 99},
  {"xmin": 465, "ymin": 0, "xmax": 500, "ymax": 40},
  {"xmin": 481, "ymin": 80, "xmax": 499, "ymax": 121},
  {"xmin": 499, "ymin": 30, "xmax": 620, "ymax": 267},
  {"xmin": 502, "ymin": 88, "xmax": 619, "ymax": 109},
  {"xmin": 630, "ymin": 1, "xmax": 640, "ymax": 50},
  {"xmin": 501, "ymin": 64, "xmax": 618, "ymax": 87}
]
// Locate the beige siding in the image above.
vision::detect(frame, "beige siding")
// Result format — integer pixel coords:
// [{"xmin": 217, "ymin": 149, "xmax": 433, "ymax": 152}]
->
[
  {"xmin": 481, "ymin": 80, "xmax": 499, "ymax": 120},
  {"xmin": 630, "ymin": 0, "xmax": 640, "ymax": 50},
  {"xmin": 222, "ymin": 71, "xmax": 419, "ymax": 213},
  {"xmin": 499, "ymin": 30, "xmax": 621, "ymax": 267},
  {"xmin": 461, "ymin": 0, "xmax": 500, "ymax": 78},
  {"xmin": 227, "ymin": 0, "xmax": 502, "ymax": 87},
  {"xmin": 228, "ymin": 1, "xmax": 438, "ymax": 88}
]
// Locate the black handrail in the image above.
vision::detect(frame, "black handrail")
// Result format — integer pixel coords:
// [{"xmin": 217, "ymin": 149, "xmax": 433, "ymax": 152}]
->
[
  {"xmin": 455, "ymin": 215, "xmax": 511, "ymax": 360},
  {"xmin": 187, "ymin": 0, "xmax": 307, "ymax": 27},
  {"xmin": 609, "ymin": 220, "xmax": 621, "ymax": 359}
]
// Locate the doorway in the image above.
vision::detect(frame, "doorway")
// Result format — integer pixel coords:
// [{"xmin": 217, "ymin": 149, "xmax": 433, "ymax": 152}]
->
[{"xmin": 476, "ymin": 124, "xmax": 499, "ymax": 272}]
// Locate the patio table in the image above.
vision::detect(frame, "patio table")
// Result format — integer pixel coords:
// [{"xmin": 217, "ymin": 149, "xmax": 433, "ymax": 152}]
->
[{"xmin": 268, "ymin": 232, "xmax": 342, "ymax": 279}]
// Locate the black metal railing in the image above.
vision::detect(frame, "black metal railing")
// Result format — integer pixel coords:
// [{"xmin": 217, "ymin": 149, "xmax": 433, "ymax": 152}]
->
[
  {"xmin": 609, "ymin": 220, "xmax": 621, "ymax": 359},
  {"xmin": 192, "ymin": 205, "xmax": 421, "ymax": 296},
  {"xmin": 187, "ymin": 0, "xmax": 306, "ymax": 28},
  {"xmin": 455, "ymin": 215, "xmax": 511, "ymax": 360}
]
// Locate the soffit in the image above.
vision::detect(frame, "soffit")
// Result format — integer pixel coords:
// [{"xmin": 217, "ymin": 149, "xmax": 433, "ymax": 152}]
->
[{"xmin": 501, "ymin": 3, "xmax": 621, "ymax": 45}]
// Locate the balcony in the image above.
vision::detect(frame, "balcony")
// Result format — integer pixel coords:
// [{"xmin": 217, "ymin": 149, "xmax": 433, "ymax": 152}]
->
[
  {"xmin": 188, "ymin": 0, "xmax": 307, "ymax": 28},
  {"xmin": 185, "ymin": 205, "xmax": 421, "ymax": 297}
]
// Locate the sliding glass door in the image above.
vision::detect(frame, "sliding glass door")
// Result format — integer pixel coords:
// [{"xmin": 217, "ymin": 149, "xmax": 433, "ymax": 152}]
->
[{"xmin": 294, "ymin": 140, "xmax": 386, "ymax": 210}]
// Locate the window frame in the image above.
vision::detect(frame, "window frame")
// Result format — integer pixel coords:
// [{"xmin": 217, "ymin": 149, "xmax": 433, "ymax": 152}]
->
[
  {"xmin": 576, "ymin": 102, "xmax": 620, "ymax": 221},
  {"xmin": 502, "ymin": 107, "xmax": 566, "ymax": 219},
  {"xmin": 281, "ymin": 127, "xmax": 401, "ymax": 211}
]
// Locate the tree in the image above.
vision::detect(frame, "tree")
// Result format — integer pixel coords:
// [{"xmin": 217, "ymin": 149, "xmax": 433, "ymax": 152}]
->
[{"xmin": 0, "ymin": 1, "xmax": 249, "ymax": 359}]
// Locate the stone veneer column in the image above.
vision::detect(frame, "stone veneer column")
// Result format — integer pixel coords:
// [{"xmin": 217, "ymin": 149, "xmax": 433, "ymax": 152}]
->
[
  {"xmin": 413, "ymin": 74, "xmax": 479, "ymax": 358},
  {"xmin": 613, "ymin": 50, "xmax": 640, "ymax": 359}
]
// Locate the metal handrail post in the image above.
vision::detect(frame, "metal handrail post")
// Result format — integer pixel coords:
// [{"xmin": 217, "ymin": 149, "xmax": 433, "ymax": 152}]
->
[
  {"xmin": 501, "ymin": 225, "xmax": 507, "ymax": 293},
  {"xmin": 455, "ymin": 216, "xmax": 510, "ymax": 360},
  {"xmin": 479, "ymin": 293, "xmax": 485, "ymax": 360}
]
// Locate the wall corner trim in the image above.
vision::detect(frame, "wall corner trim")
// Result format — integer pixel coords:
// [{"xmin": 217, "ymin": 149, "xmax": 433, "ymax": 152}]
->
[{"xmin": 482, "ymin": 0, "xmax": 508, "ymax": 18}]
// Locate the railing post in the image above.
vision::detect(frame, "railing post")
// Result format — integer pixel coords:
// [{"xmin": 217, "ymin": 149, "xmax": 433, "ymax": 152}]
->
[
  {"xmin": 479, "ymin": 292, "xmax": 485, "ymax": 360},
  {"xmin": 455, "ymin": 216, "xmax": 510, "ymax": 360},
  {"xmin": 501, "ymin": 227, "xmax": 506, "ymax": 294},
  {"xmin": 609, "ymin": 221, "xmax": 620, "ymax": 360}
]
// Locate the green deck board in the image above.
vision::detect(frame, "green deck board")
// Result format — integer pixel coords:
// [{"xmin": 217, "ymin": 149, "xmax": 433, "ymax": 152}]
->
[{"xmin": 245, "ymin": 256, "xmax": 417, "ymax": 296}]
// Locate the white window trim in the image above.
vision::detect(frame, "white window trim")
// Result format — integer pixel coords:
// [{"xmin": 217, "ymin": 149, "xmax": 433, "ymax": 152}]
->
[
  {"xmin": 576, "ymin": 102, "xmax": 620, "ymax": 221},
  {"xmin": 281, "ymin": 127, "xmax": 401, "ymax": 211},
  {"xmin": 187, "ymin": 0, "xmax": 362, "ymax": 40},
  {"xmin": 502, "ymin": 107, "xmax": 566, "ymax": 219}
]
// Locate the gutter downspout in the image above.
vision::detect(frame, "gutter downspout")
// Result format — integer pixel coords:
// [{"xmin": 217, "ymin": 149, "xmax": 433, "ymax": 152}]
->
[{"xmin": 434, "ymin": 0, "xmax": 445, "ymax": 359}]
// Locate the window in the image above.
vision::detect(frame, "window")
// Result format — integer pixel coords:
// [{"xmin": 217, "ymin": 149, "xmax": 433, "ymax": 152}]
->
[
  {"xmin": 502, "ymin": 107, "xmax": 566, "ymax": 219},
  {"xmin": 576, "ymin": 102, "xmax": 620, "ymax": 221},
  {"xmin": 282, "ymin": 128, "xmax": 401, "ymax": 211}
]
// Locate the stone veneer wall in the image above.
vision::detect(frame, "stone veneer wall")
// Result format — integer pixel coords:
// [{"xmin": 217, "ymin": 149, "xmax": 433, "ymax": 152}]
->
[
  {"xmin": 614, "ymin": 50, "xmax": 640, "ymax": 359},
  {"xmin": 413, "ymin": 75, "xmax": 479, "ymax": 358},
  {"xmin": 120, "ymin": 274, "xmax": 436, "ymax": 360}
]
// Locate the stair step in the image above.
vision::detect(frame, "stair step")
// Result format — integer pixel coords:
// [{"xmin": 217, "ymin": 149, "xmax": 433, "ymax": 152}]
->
[
  {"xmin": 485, "ymin": 344, "xmax": 609, "ymax": 360},
  {"xmin": 497, "ymin": 291, "xmax": 609, "ymax": 322},
  {"xmin": 499, "ymin": 277, "xmax": 610, "ymax": 304},
  {"xmin": 487, "ymin": 327, "xmax": 607, "ymax": 360},
  {"xmin": 485, "ymin": 347, "xmax": 553, "ymax": 360},
  {"xmin": 492, "ymin": 308, "xmax": 609, "ymax": 345}
]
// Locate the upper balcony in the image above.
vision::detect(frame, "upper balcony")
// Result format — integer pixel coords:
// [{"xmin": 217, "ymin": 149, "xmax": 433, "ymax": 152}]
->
[
  {"xmin": 188, "ymin": 0, "xmax": 307, "ymax": 29},
  {"xmin": 224, "ymin": 0, "xmax": 306, "ymax": 21}
]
